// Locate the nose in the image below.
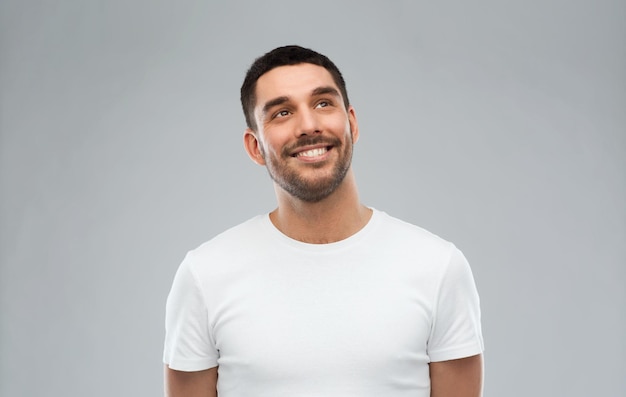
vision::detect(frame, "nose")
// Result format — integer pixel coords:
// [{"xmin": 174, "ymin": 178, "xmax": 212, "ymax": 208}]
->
[{"xmin": 296, "ymin": 108, "xmax": 321, "ymax": 136}]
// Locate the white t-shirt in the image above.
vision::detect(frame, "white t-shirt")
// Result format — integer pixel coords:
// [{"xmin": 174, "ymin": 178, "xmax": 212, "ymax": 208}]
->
[{"xmin": 164, "ymin": 209, "xmax": 483, "ymax": 396}]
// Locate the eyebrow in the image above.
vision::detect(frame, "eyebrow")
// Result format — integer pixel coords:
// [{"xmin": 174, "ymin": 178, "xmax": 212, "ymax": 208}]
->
[
  {"xmin": 261, "ymin": 96, "xmax": 290, "ymax": 116},
  {"xmin": 261, "ymin": 86, "xmax": 342, "ymax": 116},
  {"xmin": 311, "ymin": 86, "xmax": 341, "ymax": 98}
]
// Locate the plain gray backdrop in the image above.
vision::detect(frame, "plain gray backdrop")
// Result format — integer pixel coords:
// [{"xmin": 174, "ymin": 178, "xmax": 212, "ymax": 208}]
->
[{"xmin": 1, "ymin": 1, "xmax": 624, "ymax": 396}]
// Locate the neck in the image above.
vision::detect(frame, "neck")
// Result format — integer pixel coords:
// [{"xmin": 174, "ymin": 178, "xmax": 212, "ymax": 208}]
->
[{"xmin": 270, "ymin": 170, "xmax": 372, "ymax": 244}]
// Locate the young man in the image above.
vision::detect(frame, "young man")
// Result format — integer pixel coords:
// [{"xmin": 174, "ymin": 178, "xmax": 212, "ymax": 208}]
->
[{"xmin": 164, "ymin": 45, "xmax": 484, "ymax": 397}]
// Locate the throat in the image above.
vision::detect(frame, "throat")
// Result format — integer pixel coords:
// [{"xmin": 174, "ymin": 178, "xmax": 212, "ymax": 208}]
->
[{"xmin": 269, "ymin": 204, "xmax": 373, "ymax": 244}]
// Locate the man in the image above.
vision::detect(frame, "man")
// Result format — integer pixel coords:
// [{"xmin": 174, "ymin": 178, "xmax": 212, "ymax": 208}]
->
[{"xmin": 164, "ymin": 45, "xmax": 484, "ymax": 397}]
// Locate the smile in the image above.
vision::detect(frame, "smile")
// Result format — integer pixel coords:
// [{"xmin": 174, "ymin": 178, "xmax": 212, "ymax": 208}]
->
[{"xmin": 296, "ymin": 147, "xmax": 328, "ymax": 158}]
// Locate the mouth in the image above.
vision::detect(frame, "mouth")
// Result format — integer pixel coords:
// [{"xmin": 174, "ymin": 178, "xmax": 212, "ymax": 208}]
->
[
  {"xmin": 292, "ymin": 146, "xmax": 333, "ymax": 159},
  {"xmin": 286, "ymin": 137, "xmax": 340, "ymax": 162}
]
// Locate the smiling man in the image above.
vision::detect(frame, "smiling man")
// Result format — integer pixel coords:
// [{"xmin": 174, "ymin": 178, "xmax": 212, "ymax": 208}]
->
[
  {"xmin": 249, "ymin": 64, "xmax": 355, "ymax": 206},
  {"xmin": 163, "ymin": 45, "xmax": 484, "ymax": 397}
]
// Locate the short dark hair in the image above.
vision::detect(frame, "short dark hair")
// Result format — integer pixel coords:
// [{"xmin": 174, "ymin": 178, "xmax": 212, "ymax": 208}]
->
[{"xmin": 240, "ymin": 45, "xmax": 350, "ymax": 131}]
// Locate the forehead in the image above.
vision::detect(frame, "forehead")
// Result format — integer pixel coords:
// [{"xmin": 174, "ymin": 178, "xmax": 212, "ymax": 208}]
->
[{"xmin": 254, "ymin": 63, "xmax": 340, "ymax": 105}]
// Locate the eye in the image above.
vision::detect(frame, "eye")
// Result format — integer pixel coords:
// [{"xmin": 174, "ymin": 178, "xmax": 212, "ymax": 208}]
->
[
  {"xmin": 273, "ymin": 110, "xmax": 291, "ymax": 119},
  {"xmin": 315, "ymin": 101, "xmax": 330, "ymax": 109}
]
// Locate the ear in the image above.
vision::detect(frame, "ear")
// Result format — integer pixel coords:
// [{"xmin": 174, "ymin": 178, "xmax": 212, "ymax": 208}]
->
[
  {"xmin": 243, "ymin": 128, "xmax": 266, "ymax": 166},
  {"xmin": 348, "ymin": 106, "xmax": 359, "ymax": 144}
]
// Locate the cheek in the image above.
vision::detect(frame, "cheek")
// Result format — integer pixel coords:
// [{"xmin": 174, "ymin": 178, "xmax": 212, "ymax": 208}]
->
[
  {"xmin": 261, "ymin": 137, "xmax": 285, "ymax": 159},
  {"xmin": 331, "ymin": 114, "xmax": 352, "ymax": 133},
  {"xmin": 262, "ymin": 127, "xmax": 292, "ymax": 149}
]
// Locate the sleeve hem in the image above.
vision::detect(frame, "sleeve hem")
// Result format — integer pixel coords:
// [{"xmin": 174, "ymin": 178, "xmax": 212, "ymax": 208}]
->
[
  {"xmin": 164, "ymin": 357, "xmax": 219, "ymax": 372},
  {"xmin": 428, "ymin": 342, "xmax": 484, "ymax": 362}
]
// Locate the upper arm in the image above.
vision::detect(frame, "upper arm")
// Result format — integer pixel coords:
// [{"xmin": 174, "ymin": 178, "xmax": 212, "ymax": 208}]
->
[
  {"xmin": 428, "ymin": 247, "xmax": 484, "ymax": 362},
  {"xmin": 429, "ymin": 354, "xmax": 483, "ymax": 397},
  {"xmin": 164, "ymin": 365, "xmax": 218, "ymax": 397}
]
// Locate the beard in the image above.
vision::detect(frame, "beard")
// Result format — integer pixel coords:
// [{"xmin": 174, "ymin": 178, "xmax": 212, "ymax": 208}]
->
[{"xmin": 261, "ymin": 135, "xmax": 353, "ymax": 203}]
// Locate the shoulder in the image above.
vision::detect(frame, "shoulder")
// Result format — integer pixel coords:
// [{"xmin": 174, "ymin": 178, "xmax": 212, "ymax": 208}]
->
[
  {"xmin": 192, "ymin": 214, "xmax": 266, "ymax": 254},
  {"xmin": 374, "ymin": 210, "xmax": 454, "ymax": 255},
  {"xmin": 181, "ymin": 214, "xmax": 270, "ymax": 274}
]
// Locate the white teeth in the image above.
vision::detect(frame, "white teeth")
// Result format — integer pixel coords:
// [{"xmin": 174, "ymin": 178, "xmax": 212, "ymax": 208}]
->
[{"xmin": 297, "ymin": 147, "xmax": 327, "ymax": 157}]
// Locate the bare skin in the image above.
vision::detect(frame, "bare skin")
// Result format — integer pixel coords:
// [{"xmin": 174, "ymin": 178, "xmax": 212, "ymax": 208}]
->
[
  {"xmin": 165, "ymin": 366, "xmax": 217, "ymax": 397},
  {"xmin": 243, "ymin": 64, "xmax": 370, "ymax": 244},
  {"xmin": 166, "ymin": 64, "xmax": 483, "ymax": 396},
  {"xmin": 269, "ymin": 168, "xmax": 372, "ymax": 244},
  {"xmin": 430, "ymin": 354, "xmax": 484, "ymax": 397}
]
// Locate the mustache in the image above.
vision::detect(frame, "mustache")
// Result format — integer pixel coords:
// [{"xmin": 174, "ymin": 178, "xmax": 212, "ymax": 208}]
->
[{"xmin": 282, "ymin": 136, "xmax": 342, "ymax": 156}]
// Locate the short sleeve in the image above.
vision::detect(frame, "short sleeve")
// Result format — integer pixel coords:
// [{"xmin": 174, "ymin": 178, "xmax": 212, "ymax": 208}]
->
[
  {"xmin": 163, "ymin": 252, "xmax": 219, "ymax": 371},
  {"xmin": 427, "ymin": 245, "xmax": 484, "ymax": 362}
]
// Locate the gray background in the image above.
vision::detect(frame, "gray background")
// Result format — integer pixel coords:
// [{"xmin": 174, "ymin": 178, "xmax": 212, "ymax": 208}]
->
[{"xmin": 1, "ymin": 1, "xmax": 624, "ymax": 396}]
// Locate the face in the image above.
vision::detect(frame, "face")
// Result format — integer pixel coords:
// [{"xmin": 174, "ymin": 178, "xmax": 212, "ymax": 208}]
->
[{"xmin": 244, "ymin": 63, "xmax": 359, "ymax": 203}]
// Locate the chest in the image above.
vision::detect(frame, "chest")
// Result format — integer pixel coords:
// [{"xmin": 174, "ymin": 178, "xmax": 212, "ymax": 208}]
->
[{"xmin": 206, "ymin": 258, "xmax": 436, "ymax": 393}]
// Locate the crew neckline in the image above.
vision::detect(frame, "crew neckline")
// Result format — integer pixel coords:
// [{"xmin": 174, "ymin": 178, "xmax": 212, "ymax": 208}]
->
[{"xmin": 260, "ymin": 207, "xmax": 383, "ymax": 253}]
